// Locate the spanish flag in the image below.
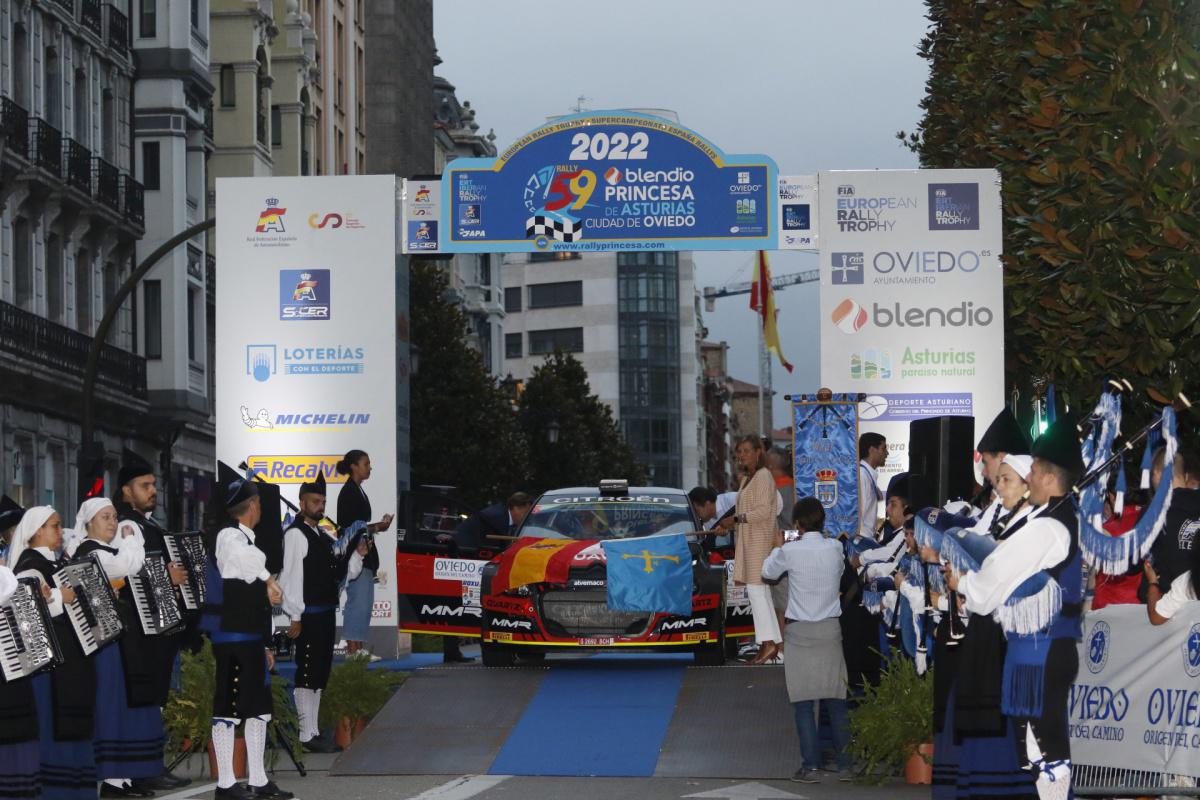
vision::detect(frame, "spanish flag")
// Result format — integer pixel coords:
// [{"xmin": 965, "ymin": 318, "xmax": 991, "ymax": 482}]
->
[
  {"xmin": 491, "ymin": 538, "xmax": 593, "ymax": 594},
  {"xmin": 750, "ymin": 250, "xmax": 794, "ymax": 373}
]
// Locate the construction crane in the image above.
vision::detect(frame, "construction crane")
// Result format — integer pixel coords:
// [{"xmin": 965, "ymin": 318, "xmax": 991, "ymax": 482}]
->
[
  {"xmin": 701, "ymin": 269, "xmax": 820, "ymax": 312},
  {"xmin": 701, "ymin": 268, "xmax": 820, "ymax": 437}
]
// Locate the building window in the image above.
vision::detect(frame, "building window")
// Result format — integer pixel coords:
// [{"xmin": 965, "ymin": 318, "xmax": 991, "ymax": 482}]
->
[
  {"xmin": 103, "ymin": 261, "xmax": 120, "ymax": 343},
  {"xmin": 142, "ymin": 141, "xmax": 160, "ymax": 190},
  {"xmin": 187, "ymin": 287, "xmax": 198, "ymax": 361},
  {"xmin": 45, "ymin": 46, "xmax": 61, "ymax": 129},
  {"xmin": 140, "ymin": 0, "xmax": 157, "ymax": 38},
  {"xmin": 190, "ymin": 0, "xmax": 200, "ymax": 30},
  {"xmin": 13, "ymin": 437, "xmax": 36, "ymax": 509},
  {"xmin": 74, "ymin": 68, "xmax": 88, "ymax": 142},
  {"xmin": 13, "ymin": 217, "xmax": 32, "ymax": 311},
  {"xmin": 220, "ymin": 65, "xmax": 235, "ymax": 107},
  {"xmin": 529, "ymin": 251, "xmax": 581, "ymax": 263},
  {"xmin": 144, "ymin": 280, "xmax": 162, "ymax": 358},
  {"xmin": 529, "ymin": 327, "xmax": 583, "ymax": 355},
  {"xmin": 505, "ymin": 333, "xmax": 522, "ymax": 359},
  {"xmin": 13, "ymin": 24, "xmax": 29, "ymax": 108},
  {"xmin": 271, "ymin": 105, "xmax": 282, "ymax": 147},
  {"xmin": 504, "ymin": 287, "xmax": 521, "ymax": 313},
  {"xmin": 45, "ymin": 443, "xmax": 67, "ymax": 508},
  {"xmin": 528, "ymin": 281, "xmax": 582, "ymax": 309},
  {"xmin": 76, "ymin": 249, "xmax": 92, "ymax": 334},
  {"xmin": 47, "ymin": 234, "xmax": 64, "ymax": 324},
  {"xmin": 101, "ymin": 89, "xmax": 115, "ymax": 161}
]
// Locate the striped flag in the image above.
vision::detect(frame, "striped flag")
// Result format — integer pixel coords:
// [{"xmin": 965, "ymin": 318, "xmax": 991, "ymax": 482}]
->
[
  {"xmin": 491, "ymin": 537, "xmax": 593, "ymax": 594},
  {"xmin": 750, "ymin": 250, "xmax": 794, "ymax": 373}
]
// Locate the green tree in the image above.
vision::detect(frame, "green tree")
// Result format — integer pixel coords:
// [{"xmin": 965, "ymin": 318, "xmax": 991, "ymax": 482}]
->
[
  {"xmin": 409, "ymin": 262, "xmax": 528, "ymax": 507},
  {"xmin": 902, "ymin": 0, "xmax": 1200, "ymax": 424},
  {"xmin": 518, "ymin": 352, "xmax": 644, "ymax": 493}
]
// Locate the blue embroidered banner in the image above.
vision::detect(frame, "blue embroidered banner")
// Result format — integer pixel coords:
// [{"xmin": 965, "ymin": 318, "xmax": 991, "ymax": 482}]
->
[{"xmin": 792, "ymin": 395, "xmax": 860, "ymax": 539}]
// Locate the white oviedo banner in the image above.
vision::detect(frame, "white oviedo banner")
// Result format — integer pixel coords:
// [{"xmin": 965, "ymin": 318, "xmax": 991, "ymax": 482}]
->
[
  {"xmin": 215, "ymin": 175, "xmax": 398, "ymax": 628},
  {"xmin": 1072, "ymin": 604, "xmax": 1200, "ymax": 777},
  {"xmin": 816, "ymin": 169, "xmax": 1004, "ymax": 481}
]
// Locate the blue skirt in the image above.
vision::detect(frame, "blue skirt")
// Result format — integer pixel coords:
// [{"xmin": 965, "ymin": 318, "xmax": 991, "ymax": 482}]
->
[
  {"xmin": 0, "ymin": 739, "xmax": 40, "ymax": 798},
  {"xmin": 33, "ymin": 673, "xmax": 96, "ymax": 800},
  {"xmin": 933, "ymin": 691, "xmax": 962, "ymax": 800},
  {"xmin": 341, "ymin": 569, "xmax": 374, "ymax": 642},
  {"xmin": 93, "ymin": 641, "xmax": 164, "ymax": 779},
  {"xmin": 943, "ymin": 691, "xmax": 1037, "ymax": 800}
]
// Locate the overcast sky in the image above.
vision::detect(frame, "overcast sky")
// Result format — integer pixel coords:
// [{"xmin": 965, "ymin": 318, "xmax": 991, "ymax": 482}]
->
[{"xmin": 433, "ymin": 0, "xmax": 931, "ymax": 425}]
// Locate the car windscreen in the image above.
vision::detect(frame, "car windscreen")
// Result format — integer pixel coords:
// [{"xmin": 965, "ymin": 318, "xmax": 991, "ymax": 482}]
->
[{"xmin": 520, "ymin": 497, "xmax": 696, "ymax": 540}]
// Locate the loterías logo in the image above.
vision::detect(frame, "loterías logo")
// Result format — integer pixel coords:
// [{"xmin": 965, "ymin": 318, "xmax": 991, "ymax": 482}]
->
[{"xmin": 256, "ymin": 198, "xmax": 287, "ymax": 233}]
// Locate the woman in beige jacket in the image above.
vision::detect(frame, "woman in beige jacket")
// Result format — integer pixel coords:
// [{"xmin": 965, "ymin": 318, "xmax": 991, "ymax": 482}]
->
[{"xmin": 732, "ymin": 434, "xmax": 783, "ymax": 664}]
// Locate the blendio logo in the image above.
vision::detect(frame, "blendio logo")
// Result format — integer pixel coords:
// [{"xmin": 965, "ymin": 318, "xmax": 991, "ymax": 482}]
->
[
  {"xmin": 873, "ymin": 302, "xmax": 993, "ymax": 328},
  {"xmin": 420, "ymin": 604, "xmax": 482, "ymax": 618},
  {"xmin": 490, "ymin": 618, "xmax": 533, "ymax": 630},
  {"xmin": 661, "ymin": 618, "xmax": 707, "ymax": 631}
]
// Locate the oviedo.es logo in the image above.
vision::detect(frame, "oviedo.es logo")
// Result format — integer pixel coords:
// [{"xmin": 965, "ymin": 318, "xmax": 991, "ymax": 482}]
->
[{"xmin": 279, "ymin": 269, "xmax": 331, "ymax": 321}]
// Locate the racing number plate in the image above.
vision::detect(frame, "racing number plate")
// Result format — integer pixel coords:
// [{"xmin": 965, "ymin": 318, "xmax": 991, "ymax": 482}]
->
[
  {"xmin": 725, "ymin": 561, "xmax": 749, "ymax": 605},
  {"xmin": 578, "ymin": 637, "xmax": 615, "ymax": 646}
]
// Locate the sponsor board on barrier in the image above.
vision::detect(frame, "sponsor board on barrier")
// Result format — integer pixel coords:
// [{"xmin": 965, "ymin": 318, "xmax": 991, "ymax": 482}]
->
[{"xmin": 432, "ymin": 558, "xmax": 489, "ymax": 585}]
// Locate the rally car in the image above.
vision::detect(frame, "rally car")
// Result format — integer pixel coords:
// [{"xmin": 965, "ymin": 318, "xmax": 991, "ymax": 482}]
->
[{"xmin": 477, "ymin": 481, "xmax": 728, "ymax": 667}]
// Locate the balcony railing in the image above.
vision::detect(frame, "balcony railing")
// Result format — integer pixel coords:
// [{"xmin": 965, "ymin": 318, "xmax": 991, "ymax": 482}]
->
[
  {"xmin": 204, "ymin": 102, "xmax": 214, "ymax": 138},
  {"xmin": 122, "ymin": 175, "xmax": 145, "ymax": 226},
  {"xmin": 64, "ymin": 138, "xmax": 92, "ymax": 194},
  {"xmin": 106, "ymin": 5, "xmax": 128, "ymax": 54},
  {"xmin": 1, "ymin": 97, "xmax": 29, "ymax": 159},
  {"xmin": 0, "ymin": 300, "xmax": 147, "ymax": 399},
  {"xmin": 79, "ymin": 0, "xmax": 102, "ymax": 38},
  {"xmin": 94, "ymin": 157, "xmax": 120, "ymax": 211},
  {"xmin": 30, "ymin": 119, "xmax": 62, "ymax": 175},
  {"xmin": 48, "ymin": 0, "xmax": 74, "ymax": 13}
]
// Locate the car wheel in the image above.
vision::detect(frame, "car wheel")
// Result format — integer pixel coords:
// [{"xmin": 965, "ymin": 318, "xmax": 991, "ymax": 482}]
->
[{"xmin": 481, "ymin": 642, "xmax": 517, "ymax": 668}]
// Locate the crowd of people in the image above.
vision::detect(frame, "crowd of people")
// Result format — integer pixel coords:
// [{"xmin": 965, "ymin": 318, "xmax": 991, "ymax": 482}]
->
[
  {"xmin": 686, "ymin": 407, "xmax": 1200, "ymax": 794},
  {"xmin": 0, "ymin": 448, "xmax": 392, "ymax": 800}
]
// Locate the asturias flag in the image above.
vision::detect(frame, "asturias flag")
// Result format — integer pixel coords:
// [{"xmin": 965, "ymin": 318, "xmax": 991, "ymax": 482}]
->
[
  {"xmin": 601, "ymin": 534, "xmax": 693, "ymax": 616},
  {"xmin": 750, "ymin": 250, "xmax": 794, "ymax": 373}
]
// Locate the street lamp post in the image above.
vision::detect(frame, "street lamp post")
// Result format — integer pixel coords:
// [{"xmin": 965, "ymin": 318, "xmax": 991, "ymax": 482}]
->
[{"xmin": 546, "ymin": 419, "xmax": 560, "ymax": 445}]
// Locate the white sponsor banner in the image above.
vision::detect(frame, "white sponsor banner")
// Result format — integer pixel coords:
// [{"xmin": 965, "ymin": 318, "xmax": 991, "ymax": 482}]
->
[
  {"xmin": 778, "ymin": 174, "xmax": 819, "ymax": 250},
  {"xmin": 432, "ymin": 557, "xmax": 488, "ymax": 586},
  {"xmin": 216, "ymin": 175, "xmax": 398, "ymax": 627},
  {"xmin": 816, "ymin": 169, "xmax": 1004, "ymax": 482},
  {"xmin": 400, "ymin": 178, "xmax": 441, "ymax": 254},
  {"xmin": 1073, "ymin": 604, "xmax": 1200, "ymax": 777}
]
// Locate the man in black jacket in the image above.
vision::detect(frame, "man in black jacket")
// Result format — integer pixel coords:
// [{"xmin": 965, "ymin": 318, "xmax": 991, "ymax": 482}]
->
[{"xmin": 1142, "ymin": 449, "xmax": 1200, "ymax": 600}]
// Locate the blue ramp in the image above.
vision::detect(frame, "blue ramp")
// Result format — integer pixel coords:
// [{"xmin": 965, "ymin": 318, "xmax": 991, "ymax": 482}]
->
[{"xmin": 489, "ymin": 658, "xmax": 686, "ymax": 777}]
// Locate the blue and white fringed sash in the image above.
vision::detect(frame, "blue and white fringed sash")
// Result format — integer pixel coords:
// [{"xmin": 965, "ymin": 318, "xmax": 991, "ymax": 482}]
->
[
  {"xmin": 1078, "ymin": 404, "xmax": 1178, "ymax": 574},
  {"xmin": 938, "ymin": 524, "xmax": 1063, "ymax": 637},
  {"xmin": 1003, "ymin": 632, "xmax": 1054, "ymax": 718}
]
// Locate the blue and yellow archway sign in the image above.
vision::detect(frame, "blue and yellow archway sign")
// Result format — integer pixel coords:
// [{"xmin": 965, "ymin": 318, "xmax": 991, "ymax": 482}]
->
[{"xmin": 401, "ymin": 111, "xmax": 778, "ymax": 254}]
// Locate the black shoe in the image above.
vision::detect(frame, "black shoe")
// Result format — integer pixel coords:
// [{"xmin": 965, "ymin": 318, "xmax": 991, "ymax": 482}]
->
[
  {"xmin": 215, "ymin": 785, "xmax": 257, "ymax": 800},
  {"xmin": 302, "ymin": 734, "xmax": 342, "ymax": 753},
  {"xmin": 129, "ymin": 771, "xmax": 191, "ymax": 792},
  {"xmin": 790, "ymin": 767, "xmax": 822, "ymax": 784},
  {"xmin": 249, "ymin": 780, "xmax": 295, "ymax": 799},
  {"xmin": 444, "ymin": 653, "xmax": 476, "ymax": 663},
  {"xmin": 99, "ymin": 783, "xmax": 155, "ymax": 799}
]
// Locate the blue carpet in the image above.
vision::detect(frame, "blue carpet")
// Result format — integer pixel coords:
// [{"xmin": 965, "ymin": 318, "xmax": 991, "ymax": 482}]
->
[{"xmin": 488, "ymin": 659, "xmax": 686, "ymax": 777}]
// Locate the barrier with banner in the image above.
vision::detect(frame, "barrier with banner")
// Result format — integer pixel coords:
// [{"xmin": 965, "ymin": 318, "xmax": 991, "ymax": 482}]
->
[
  {"xmin": 816, "ymin": 169, "xmax": 1005, "ymax": 485},
  {"xmin": 402, "ymin": 111, "xmax": 778, "ymax": 254},
  {"xmin": 1071, "ymin": 604, "xmax": 1200, "ymax": 790},
  {"xmin": 215, "ymin": 175, "xmax": 399, "ymax": 629},
  {"xmin": 791, "ymin": 395, "xmax": 861, "ymax": 539}
]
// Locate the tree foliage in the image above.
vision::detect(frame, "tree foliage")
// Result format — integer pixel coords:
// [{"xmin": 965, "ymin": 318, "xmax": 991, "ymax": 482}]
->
[
  {"xmin": 903, "ymin": 0, "xmax": 1200, "ymax": 420},
  {"xmin": 518, "ymin": 352, "xmax": 644, "ymax": 493},
  {"xmin": 409, "ymin": 262, "xmax": 528, "ymax": 508}
]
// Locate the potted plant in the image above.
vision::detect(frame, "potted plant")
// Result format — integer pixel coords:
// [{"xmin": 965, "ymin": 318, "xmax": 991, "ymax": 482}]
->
[
  {"xmin": 319, "ymin": 654, "xmax": 406, "ymax": 748},
  {"xmin": 848, "ymin": 656, "xmax": 934, "ymax": 785},
  {"xmin": 163, "ymin": 640, "xmax": 303, "ymax": 777}
]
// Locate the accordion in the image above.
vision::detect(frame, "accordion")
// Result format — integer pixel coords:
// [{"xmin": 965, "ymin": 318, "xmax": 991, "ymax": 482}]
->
[
  {"xmin": 52, "ymin": 556, "xmax": 125, "ymax": 655},
  {"xmin": 0, "ymin": 577, "xmax": 63, "ymax": 681},
  {"xmin": 163, "ymin": 532, "xmax": 207, "ymax": 612},
  {"xmin": 129, "ymin": 551, "xmax": 185, "ymax": 635}
]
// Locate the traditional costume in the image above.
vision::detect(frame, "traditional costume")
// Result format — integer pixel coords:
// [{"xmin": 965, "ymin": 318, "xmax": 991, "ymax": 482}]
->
[
  {"xmin": 69, "ymin": 498, "xmax": 166, "ymax": 797},
  {"xmin": 278, "ymin": 474, "xmax": 346, "ymax": 752},
  {"xmin": 0, "ymin": 495, "xmax": 24, "ymax": 565},
  {"xmin": 0, "ymin": 560, "xmax": 40, "ymax": 799},
  {"xmin": 12, "ymin": 507, "xmax": 98, "ymax": 800}
]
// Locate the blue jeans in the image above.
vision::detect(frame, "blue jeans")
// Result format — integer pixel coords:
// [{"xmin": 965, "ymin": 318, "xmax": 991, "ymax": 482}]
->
[{"xmin": 794, "ymin": 698, "xmax": 852, "ymax": 770}]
